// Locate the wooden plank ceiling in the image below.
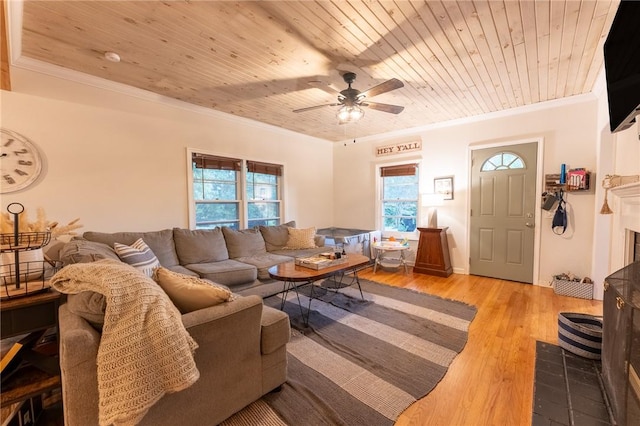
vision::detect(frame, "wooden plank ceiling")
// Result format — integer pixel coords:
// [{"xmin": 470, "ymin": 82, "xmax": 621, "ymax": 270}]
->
[{"xmin": 16, "ymin": 0, "xmax": 619, "ymax": 142}]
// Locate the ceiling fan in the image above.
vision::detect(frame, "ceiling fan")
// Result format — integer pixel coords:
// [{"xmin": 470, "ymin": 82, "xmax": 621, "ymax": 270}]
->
[{"xmin": 293, "ymin": 72, "xmax": 405, "ymax": 123}]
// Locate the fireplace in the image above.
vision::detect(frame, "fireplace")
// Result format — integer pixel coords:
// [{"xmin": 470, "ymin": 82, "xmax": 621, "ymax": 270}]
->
[{"xmin": 602, "ymin": 181, "xmax": 640, "ymax": 425}]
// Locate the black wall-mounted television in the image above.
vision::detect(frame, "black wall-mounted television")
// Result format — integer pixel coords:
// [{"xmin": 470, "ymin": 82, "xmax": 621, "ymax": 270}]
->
[{"xmin": 604, "ymin": 0, "xmax": 640, "ymax": 133}]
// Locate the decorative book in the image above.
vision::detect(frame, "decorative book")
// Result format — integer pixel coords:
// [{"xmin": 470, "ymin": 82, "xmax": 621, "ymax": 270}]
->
[{"xmin": 295, "ymin": 256, "xmax": 347, "ymax": 270}]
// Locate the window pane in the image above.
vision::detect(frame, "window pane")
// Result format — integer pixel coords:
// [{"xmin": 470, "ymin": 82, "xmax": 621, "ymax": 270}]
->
[
  {"xmin": 193, "ymin": 182, "xmax": 204, "ymax": 199},
  {"xmin": 247, "ymin": 172, "xmax": 278, "ymax": 200},
  {"xmin": 200, "ymin": 182, "xmax": 237, "ymax": 200},
  {"xmin": 247, "ymin": 184, "xmax": 277, "ymax": 200},
  {"xmin": 203, "ymin": 168, "xmax": 236, "ymax": 181},
  {"xmin": 191, "ymin": 153, "xmax": 284, "ymax": 229},
  {"xmin": 192, "ymin": 167, "xmax": 202, "ymax": 180},
  {"xmin": 195, "ymin": 202, "xmax": 238, "ymax": 223},
  {"xmin": 481, "ymin": 152, "xmax": 525, "ymax": 171},
  {"xmin": 510, "ymin": 158, "xmax": 524, "ymax": 168},
  {"xmin": 248, "ymin": 172, "xmax": 277, "ymax": 184},
  {"xmin": 381, "ymin": 164, "xmax": 418, "ymax": 233},
  {"xmin": 248, "ymin": 218, "xmax": 280, "ymax": 228},
  {"xmin": 248, "ymin": 201, "xmax": 279, "ymax": 218},
  {"xmin": 502, "ymin": 153, "xmax": 517, "ymax": 164}
]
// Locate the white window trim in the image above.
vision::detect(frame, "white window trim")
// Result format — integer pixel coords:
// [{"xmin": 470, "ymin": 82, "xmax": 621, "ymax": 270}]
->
[
  {"xmin": 374, "ymin": 158, "xmax": 423, "ymax": 240},
  {"xmin": 186, "ymin": 147, "xmax": 285, "ymax": 229}
]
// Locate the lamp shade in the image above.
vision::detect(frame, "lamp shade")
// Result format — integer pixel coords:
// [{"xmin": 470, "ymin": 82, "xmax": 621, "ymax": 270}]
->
[
  {"xmin": 420, "ymin": 193, "xmax": 444, "ymax": 228},
  {"xmin": 421, "ymin": 193, "xmax": 445, "ymax": 207}
]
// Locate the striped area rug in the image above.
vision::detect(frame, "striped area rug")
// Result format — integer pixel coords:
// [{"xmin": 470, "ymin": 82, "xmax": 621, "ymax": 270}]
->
[{"xmin": 222, "ymin": 278, "xmax": 477, "ymax": 426}]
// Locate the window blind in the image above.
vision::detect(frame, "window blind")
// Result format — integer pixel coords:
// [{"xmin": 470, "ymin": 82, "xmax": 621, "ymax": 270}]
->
[
  {"xmin": 247, "ymin": 160, "xmax": 283, "ymax": 176},
  {"xmin": 192, "ymin": 153, "xmax": 241, "ymax": 171},
  {"xmin": 380, "ymin": 163, "xmax": 418, "ymax": 177}
]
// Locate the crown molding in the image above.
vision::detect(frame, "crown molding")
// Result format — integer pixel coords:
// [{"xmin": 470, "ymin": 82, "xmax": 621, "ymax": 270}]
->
[
  {"xmin": 343, "ymin": 92, "xmax": 599, "ymax": 145},
  {"xmin": 13, "ymin": 57, "xmax": 329, "ymax": 143}
]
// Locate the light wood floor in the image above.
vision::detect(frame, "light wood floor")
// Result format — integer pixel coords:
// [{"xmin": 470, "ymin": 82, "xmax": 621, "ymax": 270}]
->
[{"xmin": 356, "ymin": 268, "xmax": 603, "ymax": 426}]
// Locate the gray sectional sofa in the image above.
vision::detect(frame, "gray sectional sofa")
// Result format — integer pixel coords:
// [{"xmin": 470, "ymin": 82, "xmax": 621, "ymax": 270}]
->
[
  {"xmin": 55, "ymin": 221, "xmax": 330, "ymax": 425},
  {"xmin": 59, "ymin": 221, "xmax": 330, "ymax": 297}
]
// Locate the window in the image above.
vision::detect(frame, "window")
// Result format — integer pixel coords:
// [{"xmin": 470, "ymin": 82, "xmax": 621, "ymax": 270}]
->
[
  {"xmin": 246, "ymin": 161, "xmax": 282, "ymax": 228},
  {"xmin": 380, "ymin": 163, "xmax": 419, "ymax": 234},
  {"xmin": 481, "ymin": 152, "xmax": 525, "ymax": 171},
  {"xmin": 192, "ymin": 153, "xmax": 241, "ymax": 229},
  {"xmin": 190, "ymin": 152, "xmax": 283, "ymax": 229}
]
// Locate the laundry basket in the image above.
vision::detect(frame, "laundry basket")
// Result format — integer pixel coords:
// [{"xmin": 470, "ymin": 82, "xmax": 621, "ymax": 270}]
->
[{"xmin": 557, "ymin": 312, "xmax": 603, "ymax": 360}]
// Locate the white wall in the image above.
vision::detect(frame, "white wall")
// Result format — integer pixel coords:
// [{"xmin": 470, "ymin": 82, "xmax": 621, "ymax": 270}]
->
[
  {"xmin": 4, "ymin": 65, "xmax": 632, "ymax": 295},
  {"xmin": 1, "ymin": 69, "xmax": 335, "ymax": 232},
  {"xmin": 333, "ymin": 97, "xmax": 599, "ymax": 285}
]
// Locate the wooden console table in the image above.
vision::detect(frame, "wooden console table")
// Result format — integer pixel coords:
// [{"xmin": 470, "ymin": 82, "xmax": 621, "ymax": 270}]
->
[
  {"xmin": 1, "ymin": 289, "xmax": 62, "ymax": 409},
  {"xmin": 413, "ymin": 227, "xmax": 452, "ymax": 277}
]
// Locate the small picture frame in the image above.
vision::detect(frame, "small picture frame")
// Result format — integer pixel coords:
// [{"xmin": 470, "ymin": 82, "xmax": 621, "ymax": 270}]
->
[{"xmin": 434, "ymin": 176, "xmax": 454, "ymax": 200}]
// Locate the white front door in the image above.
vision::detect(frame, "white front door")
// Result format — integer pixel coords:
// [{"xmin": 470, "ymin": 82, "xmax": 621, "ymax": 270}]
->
[{"xmin": 469, "ymin": 142, "xmax": 538, "ymax": 283}]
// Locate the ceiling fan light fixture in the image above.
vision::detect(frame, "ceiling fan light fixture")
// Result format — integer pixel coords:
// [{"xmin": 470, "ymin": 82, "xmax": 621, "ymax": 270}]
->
[{"xmin": 337, "ymin": 105, "xmax": 364, "ymax": 123}]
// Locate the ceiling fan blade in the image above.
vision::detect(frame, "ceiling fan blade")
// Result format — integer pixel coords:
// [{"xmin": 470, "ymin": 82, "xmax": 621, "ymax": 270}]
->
[
  {"xmin": 359, "ymin": 78, "xmax": 404, "ymax": 99},
  {"xmin": 293, "ymin": 103, "xmax": 339, "ymax": 113},
  {"xmin": 360, "ymin": 101, "xmax": 404, "ymax": 114},
  {"xmin": 307, "ymin": 80, "xmax": 341, "ymax": 96}
]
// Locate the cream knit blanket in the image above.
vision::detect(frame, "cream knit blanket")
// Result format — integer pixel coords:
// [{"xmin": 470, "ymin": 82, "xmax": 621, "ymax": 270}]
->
[{"xmin": 51, "ymin": 259, "xmax": 200, "ymax": 426}]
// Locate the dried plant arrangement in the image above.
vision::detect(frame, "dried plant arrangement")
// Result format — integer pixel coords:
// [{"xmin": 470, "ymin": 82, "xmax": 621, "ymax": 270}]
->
[{"xmin": 0, "ymin": 207, "xmax": 83, "ymax": 249}]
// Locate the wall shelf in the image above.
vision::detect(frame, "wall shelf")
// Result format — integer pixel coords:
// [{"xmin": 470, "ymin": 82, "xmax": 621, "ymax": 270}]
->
[{"xmin": 544, "ymin": 170, "xmax": 591, "ymax": 194}]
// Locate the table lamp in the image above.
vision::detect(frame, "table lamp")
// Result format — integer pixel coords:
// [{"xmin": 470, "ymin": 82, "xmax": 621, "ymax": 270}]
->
[{"xmin": 421, "ymin": 193, "xmax": 445, "ymax": 228}]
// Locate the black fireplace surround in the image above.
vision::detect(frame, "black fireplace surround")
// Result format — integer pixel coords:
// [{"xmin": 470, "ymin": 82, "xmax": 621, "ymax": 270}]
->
[{"xmin": 603, "ymin": 260, "xmax": 640, "ymax": 425}]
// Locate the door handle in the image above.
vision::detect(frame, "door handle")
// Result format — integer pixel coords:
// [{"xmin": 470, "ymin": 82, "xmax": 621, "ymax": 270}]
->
[{"xmin": 525, "ymin": 222, "xmax": 534, "ymax": 228}]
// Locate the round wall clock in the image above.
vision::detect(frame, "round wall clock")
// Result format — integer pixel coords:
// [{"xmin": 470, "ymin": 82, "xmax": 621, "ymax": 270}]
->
[{"xmin": 0, "ymin": 128, "xmax": 44, "ymax": 193}]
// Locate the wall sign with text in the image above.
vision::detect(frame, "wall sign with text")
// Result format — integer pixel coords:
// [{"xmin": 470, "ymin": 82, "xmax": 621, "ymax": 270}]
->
[{"xmin": 375, "ymin": 140, "xmax": 422, "ymax": 157}]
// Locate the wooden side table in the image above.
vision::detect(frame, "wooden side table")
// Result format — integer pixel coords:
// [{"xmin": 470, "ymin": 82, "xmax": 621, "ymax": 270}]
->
[
  {"xmin": 413, "ymin": 227, "xmax": 452, "ymax": 277},
  {"xmin": 1, "ymin": 288, "xmax": 62, "ymax": 409}
]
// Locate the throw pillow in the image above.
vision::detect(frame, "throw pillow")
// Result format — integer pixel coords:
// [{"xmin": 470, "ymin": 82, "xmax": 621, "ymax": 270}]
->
[
  {"xmin": 259, "ymin": 220, "xmax": 296, "ymax": 251},
  {"xmin": 59, "ymin": 239, "xmax": 120, "ymax": 266},
  {"xmin": 153, "ymin": 267, "xmax": 234, "ymax": 313},
  {"xmin": 284, "ymin": 227, "xmax": 317, "ymax": 249},
  {"xmin": 221, "ymin": 227, "xmax": 267, "ymax": 258},
  {"xmin": 113, "ymin": 238, "xmax": 160, "ymax": 277},
  {"xmin": 173, "ymin": 227, "xmax": 229, "ymax": 264}
]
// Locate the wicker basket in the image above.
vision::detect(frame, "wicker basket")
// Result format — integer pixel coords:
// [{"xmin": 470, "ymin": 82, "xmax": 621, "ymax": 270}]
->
[
  {"xmin": 553, "ymin": 276, "xmax": 593, "ymax": 299},
  {"xmin": 558, "ymin": 312, "xmax": 603, "ymax": 359}
]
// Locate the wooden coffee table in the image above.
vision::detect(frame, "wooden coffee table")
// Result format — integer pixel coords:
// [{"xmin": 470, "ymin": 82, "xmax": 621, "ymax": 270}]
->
[{"xmin": 268, "ymin": 254, "xmax": 371, "ymax": 325}]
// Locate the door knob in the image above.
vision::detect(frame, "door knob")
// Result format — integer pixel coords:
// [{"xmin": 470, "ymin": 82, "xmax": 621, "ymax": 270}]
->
[{"xmin": 525, "ymin": 222, "xmax": 534, "ymax": 228}]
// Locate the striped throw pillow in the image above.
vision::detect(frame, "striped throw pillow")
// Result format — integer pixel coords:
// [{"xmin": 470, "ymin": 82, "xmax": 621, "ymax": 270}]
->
[{"xmin": 113, "ymin": 238, "xmax": 160, "ymax": 277}]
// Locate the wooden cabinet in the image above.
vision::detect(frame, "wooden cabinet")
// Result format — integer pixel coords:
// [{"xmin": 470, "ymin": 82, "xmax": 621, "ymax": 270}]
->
[
  {"xmin": 413, "ymin": 227, "xmax": 452, "ymax": 277},
  {"xmin": 1, "ymin": 289, "xmax": 62, "ymax": 409}
]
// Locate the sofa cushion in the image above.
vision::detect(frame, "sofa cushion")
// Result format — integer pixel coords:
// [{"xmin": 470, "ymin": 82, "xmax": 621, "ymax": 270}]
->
[
  {"xmin": 83, "ymin": 230, "xmax": 180, "ymax": 267},
  {"xmin": 153, "ymin": 267, "xmax": 234, "ymax": 313},
  {"xmin": 173, "ymin": 228, "xmax": 229, "ymax": 264},
  {"xmin": 222, "ymin": 227, "xmax": 267, "ymax": 258},
  {"xmin": 66, "ymin": 291, "xmax": 106, "ymax": 329},
  {"xmin": 113, "ymin": 238, "xmax": 161, "ymax": 277},
  {"xmin": 234, "ymin": 253, "xmax": 294, "ymax": 280},
  {"xmin": 165, "ymin": 265, "xmax": 200, "ymax": 277},
  {"xmin": 260, "ymin": 306, "xmax": 291, "ymax": 355},
  {"xmin": 60, "ymin": 239, "xmax": 120, "ymax": 265},
  {"xmin": 183, "ymin": 259, "xmax": 258, "ymax": 287},
  {"xmin": 284, "ymin": 227, "xmax": 317, "ymax": 249},
  {"xmin": 259, "ymin": 221, "xmax": 296, "ymax": 252}
]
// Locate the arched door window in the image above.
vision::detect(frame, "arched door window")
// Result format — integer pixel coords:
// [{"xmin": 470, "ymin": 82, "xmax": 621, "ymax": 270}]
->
[{"xmin": 481, "ymin": 152, "xmax": 525, "ymax": 171}]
